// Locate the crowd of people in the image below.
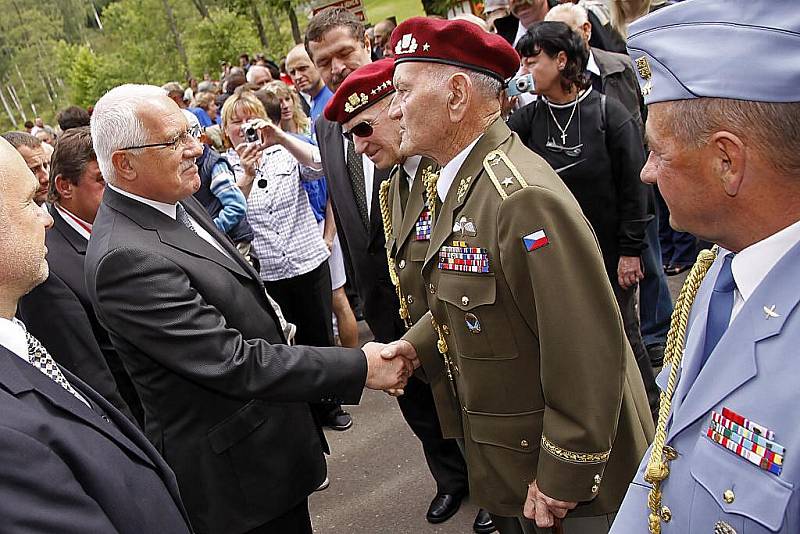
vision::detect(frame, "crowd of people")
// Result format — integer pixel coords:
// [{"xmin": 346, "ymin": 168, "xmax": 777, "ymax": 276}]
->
[{"xmin": 0, "ymin": 0, "xmax": 798, "ymax": 533}]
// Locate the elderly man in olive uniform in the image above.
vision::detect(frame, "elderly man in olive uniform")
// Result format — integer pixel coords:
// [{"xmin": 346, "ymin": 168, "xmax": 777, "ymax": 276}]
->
[
  {"xmin": 383, "ymin": 17, "xmax": 654, "ymax": 534},
  {"xmin": 324, "ymin": 58, "xmax": 495, "ymax": 534}
]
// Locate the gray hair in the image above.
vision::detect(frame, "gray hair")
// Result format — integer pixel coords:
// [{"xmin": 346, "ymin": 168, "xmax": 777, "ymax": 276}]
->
[
  {"xmin": 658, "ymin": 98, "xmax": 800, "ymax": 176},
  {"xmin": 1, "ymin": 131, "xmax": 42, "ymax": 150},
  {"xmin": 90, "ymin": 84, "xmax": 166, "ymax": 183},
  {"xmin": 545, "ymin": 3, "xmax": 589, "ymax": 28},
  {"xmin": 426, "ymin": 64, "xmax": 504, "ymax": 101},
  {"xmin": 245, "ymin": 65, "xmax": 271, "ymax": 84}
]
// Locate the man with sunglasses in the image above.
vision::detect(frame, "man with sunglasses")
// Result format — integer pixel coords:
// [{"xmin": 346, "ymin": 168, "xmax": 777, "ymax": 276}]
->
[
  {"xmin": 384, "ymin": 17, "xmax": 653, "ymax": 533},
  {"xmin": 324, "ymin": 59, "xmax": 494, "ymax": 533},
  {"xmin": 84, "ymin": 84, "xmax": 416, "ymax": 534}
]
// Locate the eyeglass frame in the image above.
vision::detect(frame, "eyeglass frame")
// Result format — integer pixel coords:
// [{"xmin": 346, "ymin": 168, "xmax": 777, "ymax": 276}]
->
[
  {"xmin": 342, "ymin": 98, "xmax": 393, "ymax": 142},
  {"xmin": 118, "ymin": 123, "xmax": 202, "ymax": 152}
]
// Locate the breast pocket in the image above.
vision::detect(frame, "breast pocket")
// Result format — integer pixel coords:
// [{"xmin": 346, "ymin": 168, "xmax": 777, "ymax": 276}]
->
[
  {"xmin": 689, "ymin": 435, "xmax": 793, "ymax": 533},
  {"xmin": 437, "ymin": 272, "xmax": 516, "ymax": 360}
]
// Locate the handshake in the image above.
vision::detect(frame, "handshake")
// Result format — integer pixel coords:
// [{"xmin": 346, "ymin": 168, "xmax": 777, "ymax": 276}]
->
[{"xmin": 362, "ymin": 340, "xmax": 420, "ymax": 395}]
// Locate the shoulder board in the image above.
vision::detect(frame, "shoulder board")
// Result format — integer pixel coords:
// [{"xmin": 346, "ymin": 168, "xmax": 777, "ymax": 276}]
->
[{"xmin": 483, "ymin": 149, "xmax": 530, "ymax": 200}]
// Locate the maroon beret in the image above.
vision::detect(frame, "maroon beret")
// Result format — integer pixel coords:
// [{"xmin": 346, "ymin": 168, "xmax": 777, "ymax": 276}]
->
[
  {"xmin": 390, "ymin": 17, "xmax": 520, "ymax": 82},
  {"xmin": 323, "ymin": 58, "xmax": 395, "ymax": 125}
]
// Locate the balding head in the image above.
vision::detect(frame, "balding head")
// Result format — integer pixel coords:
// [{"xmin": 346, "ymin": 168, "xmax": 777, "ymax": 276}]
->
[
  {"xmin": 545, "ymin": 3, "xmax": 592, "ymax": 47},
  {"xmin": 0, "ymin": 138, "xmax": 54, "ymax": 316},
  {"xmin": 286, "ymin": 44, "xmax": 324, "ymax": 96},
  {"xmin": 373, "ymin": 19, "xmax": 396, "ymax": 49},
  {"xmin": 245, "ymin": 65, "xmax": 272, "ymax": 88}
]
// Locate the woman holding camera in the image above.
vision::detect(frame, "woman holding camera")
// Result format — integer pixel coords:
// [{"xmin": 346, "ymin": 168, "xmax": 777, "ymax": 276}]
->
[{"xmin": 507, "ymin": 21, "xmax": 659, "ymax": 420}]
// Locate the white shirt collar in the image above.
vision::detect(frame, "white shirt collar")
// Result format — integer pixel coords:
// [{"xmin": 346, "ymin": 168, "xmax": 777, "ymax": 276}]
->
[
  {"xmin": 0, "ymin": 317, "xmax": 29, "ymax": 363},
  {"xmin": 731, "ymin": 218, "xmax": 800, "ymax": 304},
  {"xmin": 402, "ymin": 155, "xmax": 423, "ymax": 186},
  {"xmin": 108, "ymin": 183, "xmax": 177, "ymax": 220},
  {"xmin": 54, "ymin": 203, "xmax": 92, "ymax": 241},
  {"xmin": 437, "ymin": 136, "xmax": 482, "ymax": 202},
  {"xmin": 513, "ymin": 21, "xmax": 527, "ymax": 48},
  {"xmin": 587, "ymin": 50, "xmax": 600, "ymax": 76}
]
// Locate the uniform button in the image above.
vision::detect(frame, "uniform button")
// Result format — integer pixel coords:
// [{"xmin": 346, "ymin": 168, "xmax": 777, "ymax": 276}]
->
[
  {"xmin": 660, "ymin": 506, "xmax": 672, "ymax": 523},
  {"xmin": 442, "ymin": 325, "xmax": 450, "ymax": 335},
  {"xmin": 462, "ymin": 405, "xmax": 467, "ymax": 413},
  {"xmin": 591, "ymin": 484, "xmax": 599, "ymax": 493},
  {"xmin": 520, "ymin": 439, "xmax": 529, "ymax": 448},
  {"xmin": 429, "ymin": 283, "xmax": 436, "ymax": 294},
  {"xmin": 461, "ymin": 295, "xmax": 469, "ymax": 306},
  {"xmin": 594, "ymin": 474, "xmax": 602, "ymax": 484},
  {"xmin": 101, "ymin": 415, "xmax": 111, "ymax": 423},
  {"xmin": 407, "ymin": 295, "xmax": 414, "ymax": 304},
  {"xmin": 723, "ymin": 489, "xmax": 735, "ymax": 504},
  {"xmin": 398, "ymin": 259, "xmax": 406, "ymax": 269}
]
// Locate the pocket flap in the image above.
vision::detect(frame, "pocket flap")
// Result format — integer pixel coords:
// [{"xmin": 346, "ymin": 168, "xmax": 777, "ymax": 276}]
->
[
  {"xmin": 208, "ymin": 401, "xmax": 269, "ymax": 454},
  {"xmin": 438, "ymin": 273, "xmax": 496, "ymax": 311},
  {"xmin": 467, "ymin": 410, "xmax": 543, "ymax": 453},
  {"xmin": 691, "ymin": 435, "xmax": 792, "ymax": 531}
]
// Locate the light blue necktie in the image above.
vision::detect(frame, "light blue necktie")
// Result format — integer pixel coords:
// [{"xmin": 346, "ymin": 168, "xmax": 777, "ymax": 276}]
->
[{"xmin": 701, "ymin": 253, "xmax": 736, "ymax": 366}]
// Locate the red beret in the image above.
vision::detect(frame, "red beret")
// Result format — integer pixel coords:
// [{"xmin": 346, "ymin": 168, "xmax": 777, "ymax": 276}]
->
[
  {"xmin": 323, "ymin": 58, "xmax": 395, "ymax": 125},
  {"xmin": 390, "ymin": 17, "xmax": 520, "ymax": 82}
]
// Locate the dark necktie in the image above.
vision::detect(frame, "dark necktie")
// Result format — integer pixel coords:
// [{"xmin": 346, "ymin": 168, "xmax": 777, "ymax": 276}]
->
[
  {"xmin": 701, "ymin": 253, "xmax": 737, "ymax": 366},
  {"xmin": 26, "ymin": 332, "xmax": 87, "ymax": 405},
  {"xmin": 176, "ymin": 203, "xmax": 197, "ymax": 234},
  {"xmin": 398, "ymin": 167, "xmax": 410, "ymax": 214},
  {"xmin": 346, "ymin": 139, "xmax": 369, "ymax": 228}
]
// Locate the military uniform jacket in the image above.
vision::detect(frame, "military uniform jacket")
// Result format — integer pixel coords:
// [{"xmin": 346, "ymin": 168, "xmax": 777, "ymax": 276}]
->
[
  {"xmin": 613, "ymin": 239, "xmax": 800, "ymax": 534},
  {"xmin": 404, "ymin": 119, "xmax": 654, "ymax": 517},
  {"xmin": 383, "ymin": 157, "xmax": 462, "ymax": 436}
]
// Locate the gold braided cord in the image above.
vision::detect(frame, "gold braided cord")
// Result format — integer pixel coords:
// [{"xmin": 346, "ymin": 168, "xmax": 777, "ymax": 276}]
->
[
  {"xmin": 422, "ymin": 166, "xmax": 439, "ymax": 222},
  {"xmin": 378, "ymin": 179, "xmax": 411, "ymax": 327},
  {"xmin": 644, "ymin": 247, "xmax": 718, "ymax": 534},
  {"xmin": 541, "ymin": 435, "xmax": 611, "ymax": 464}
]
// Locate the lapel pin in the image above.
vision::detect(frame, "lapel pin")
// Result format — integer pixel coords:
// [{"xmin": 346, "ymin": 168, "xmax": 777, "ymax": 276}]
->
[
  {"xmin": 763, "ymin": 305, "xmax": 780, "ymax": 320},
  {"xmin": 456, "ymin": 175, "xmax": 473, "ymax": 202}
]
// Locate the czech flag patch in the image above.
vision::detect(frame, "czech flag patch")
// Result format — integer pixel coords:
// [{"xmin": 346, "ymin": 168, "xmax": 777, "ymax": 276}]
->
[{"xmin": 523, "ymin": 229, "xmax": 549, "ymax": 252}]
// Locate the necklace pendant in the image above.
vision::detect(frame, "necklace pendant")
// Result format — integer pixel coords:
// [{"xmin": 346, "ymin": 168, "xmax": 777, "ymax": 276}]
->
[{"xmin": 560, "ymin": 131, "xmax": 567, "ymax": 144}]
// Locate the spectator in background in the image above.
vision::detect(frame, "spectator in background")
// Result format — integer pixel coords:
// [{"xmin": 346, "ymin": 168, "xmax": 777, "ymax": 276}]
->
[
  {"xmin": 161, "ymin": 82, "xmax": 187, "ymax": 109},
  {"xmin": 372, "ymin": 18, "xmax": 396, "ymax": 59},
  {"xmin": 24, "ymin": 120, "xmax": 34, "ymax": 133},
  {"xmin": 279, "ymin": 57, "xmax": 294, "ymax": 86},
  {"xmin": 189, "ymin": 91, "xmax": 217, "ymax": 128},
  {"xmin": 245, "ymin": 65, "xmax": 273, "ymax": 88},
  {"xmin": 262, "ymin": 58, "xmax": 282, "ymax": 82},
  {"xmin": 57, "ymin": 105, "xmax": 91, "ymax": 131},
  {"xmin": 286, "ymin": 44, "xmax": 333, "ymax": 124},
  {"xmin": 31, "ymin": 117, "xmax": 45, "ymax": 136},
  {"xmin": 264, "ymin": 80, "xmax": 311, "ymax": 136},
  {"xmin": 34, "ymin": 129, "xmax": 55, "ymax": 146},
  {"xmin": 483, "ymin": 0, "xmax": 510, "ymax": 32},
  {"xmin": 238, "ymin": 52, "xmax": 251, "ymax": 71},
  {"xmin": 197, "ymin": 80, "xmax": 216, "ymax": 94},
  {"xmin": 1, "ymin": 131, "xmax": 50, "ymax": 206}
]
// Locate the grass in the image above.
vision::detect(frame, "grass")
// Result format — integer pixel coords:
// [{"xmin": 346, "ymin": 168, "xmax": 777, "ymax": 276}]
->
[{"xmin": 362, "ymin": 0, "xmax": 426, "ymax": 25}]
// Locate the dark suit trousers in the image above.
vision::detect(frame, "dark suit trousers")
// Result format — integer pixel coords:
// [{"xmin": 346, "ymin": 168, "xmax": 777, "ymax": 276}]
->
[{"xmin": 244, "ymin": 498, "xmax": 312, "ymax": 534}]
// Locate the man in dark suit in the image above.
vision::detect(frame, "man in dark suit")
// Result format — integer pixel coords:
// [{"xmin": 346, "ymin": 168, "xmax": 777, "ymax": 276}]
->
[
  {"xmin": 306, "ymin": 8, "xmax": 477, "ymax": 528},
  {"xmin": 0, "ymin": 136, "xmax": 193, "ymax": 533},
  {"xmin": 17, "ymin": 126, "xmax": 142, "ymax": 425},
  {"xmin": 84, "ymin": 84, "xmax": 412, "ymax": 534}
]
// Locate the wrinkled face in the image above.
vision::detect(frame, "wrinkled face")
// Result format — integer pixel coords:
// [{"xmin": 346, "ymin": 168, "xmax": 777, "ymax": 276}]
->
[
  {"xmin": 390, "ymin": 63, "xmax": 446, "ymax": 159},
  {"xmin": 64, "ymin": 160, "xmax": 106, "ymax": 224},
  {"xmin": 307, "ymin": 26, "xmax": 372, "ymax": 92},
  {"xmin": 642, "ymin": 104, "xmax": 715, "ymax": 237},
  {"xmin": 286, "ymin": 53, "xmax": 322, "ymax": 94},
  {"xmin": 344, "ymin": 98, "xmax": 401, "ymax": 169},
  {"xmin": 16, "ymin": 144, "xmax": 50, "ymax": 205},
  {"xmin": 121, "ymin": 97, "xmax": 203, "ymax": 204},
  {"xmin": 0, "ymin": 142, "xmax": 54, "ymax": 299},
  {"xmin": 520, "ymin": 50, "xmax": 563, "ymax": 97},
  {"xmin": 250, "ymin": 67, "xmax": 272, "ymax": 88}
]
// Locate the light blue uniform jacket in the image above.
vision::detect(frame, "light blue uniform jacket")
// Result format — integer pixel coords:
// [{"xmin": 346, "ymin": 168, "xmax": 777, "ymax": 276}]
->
[{"xmin": 612, "ymin": 240, "xmax": 800, "ymax": 533}]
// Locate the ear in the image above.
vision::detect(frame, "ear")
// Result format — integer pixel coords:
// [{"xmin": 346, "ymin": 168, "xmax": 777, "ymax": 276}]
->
[
  {"xmin": 363, "ymin": 33, "xmax": 372, "ymax": 54},
  {"xmin": 111, "ymin": 151, "xmax": 137, "ymax": 183},
  {"xmin": 54, "ymin": 174, "xmax": 73, "ymax": 200},
  {"xmin": 557, "ymin": 51, "xmax": 568, "ymax": 70},
  {"xmin": 709, "ymin": 131, "xmax": 746, "ymax": 196},
  {"xmin": 582, "ymin": 21, "xmax": 593, "ymax": 42},
  {"xmin": 446, "ymin": 73, "xmax": 471, "ymax": 123}
]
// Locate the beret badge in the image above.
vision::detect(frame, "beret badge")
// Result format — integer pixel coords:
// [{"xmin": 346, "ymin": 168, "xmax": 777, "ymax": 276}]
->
[
  {"xmin": 395, "ymin": 33, "xmax": 418, "ymax": 55},
  {"xmin": 344, "ymin": 92, "xmax": 369, "ymax": 114},
  {"xmin": 635, "ymin": 56, "xmax": 653, "ymax": 96}
]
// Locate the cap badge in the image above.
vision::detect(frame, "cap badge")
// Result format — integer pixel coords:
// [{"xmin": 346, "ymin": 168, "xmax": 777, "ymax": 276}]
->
[
  {"xmin": 395, "ymin": 33, "xmax": 418, "ymax": 55},
  {"xmin": 635, "ymin": 56, "xmax": 653, "ymax": 96},
  {"xmin": 344, "ymin": 92, "xmax": 369, "ymax": 114}
]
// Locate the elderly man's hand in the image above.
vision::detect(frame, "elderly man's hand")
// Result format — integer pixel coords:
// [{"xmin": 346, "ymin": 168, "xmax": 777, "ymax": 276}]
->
[
  {"xmin": 618, "ymin": 255, "xmax": 644, "ymax": 289},
  {"xmin": 362, "ymin": 341, "xmax": 417, "ymax": 392},
  {"xmin": 523, "ymin": 480, "xmax": 577, "ymax": 528}
]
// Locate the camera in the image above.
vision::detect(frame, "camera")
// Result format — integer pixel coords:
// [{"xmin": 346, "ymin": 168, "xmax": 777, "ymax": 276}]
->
[
  {"xmin": 507, "ymin": 74, "xmax": 535, "ymax": 97},
  {"xmin": 241, "ymin": 121, "xmax": 259, "ymax": 144}
]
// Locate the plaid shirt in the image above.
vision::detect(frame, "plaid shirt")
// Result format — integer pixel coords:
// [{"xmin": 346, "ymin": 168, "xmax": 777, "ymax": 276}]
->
[{"xmin": 226, "ymin": 146, "xmax": 330, "ymax": 281}]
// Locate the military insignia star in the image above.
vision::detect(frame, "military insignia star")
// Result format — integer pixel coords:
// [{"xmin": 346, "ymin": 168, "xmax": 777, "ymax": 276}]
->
[
  {"xmin": 423, "ymin": 42, "xmax": 430, "ymax": 51},
  {"xmin": 501, "ymin": 177, "xmax": 513, "ymax": 187}
]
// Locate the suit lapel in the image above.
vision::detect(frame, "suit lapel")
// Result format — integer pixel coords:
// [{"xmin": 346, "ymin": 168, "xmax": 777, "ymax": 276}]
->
[
  {"xmin": 50, "ymin": 205, "xmax": 88, "ymax": 255},
  {"xmin": 424, "ymin": 119, "xmax": 513, "ymax": 269},
  {"xmin": 669, "ymin": 240, "xmax": 800, "ymax": 439}
]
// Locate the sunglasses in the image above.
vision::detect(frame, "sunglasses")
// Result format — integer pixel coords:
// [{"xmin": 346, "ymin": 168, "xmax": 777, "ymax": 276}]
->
[
  {"xmin": 342, "ymin": 99, "xmax": 393, "ymax": 142},
  {"xmin": 545, "ymin": 139, "xmax": 583, "ymax": 158}
]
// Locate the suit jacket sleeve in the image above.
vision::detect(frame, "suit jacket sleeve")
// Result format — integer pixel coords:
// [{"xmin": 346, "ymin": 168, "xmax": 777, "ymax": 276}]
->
[
  {"xmin": 0, "ymin": 426, "xmax": 118, "ymax": 533},
  {"xmin": 499, "ymin": 185, "xmax": 626, "ymax": 503},
  {"xmin": 17, "ymin": 273, "xmax": 136, "ymax": 423},
  {"xmin": 93, "ymin": 246, "xmax": 367, "ymax": 404}
]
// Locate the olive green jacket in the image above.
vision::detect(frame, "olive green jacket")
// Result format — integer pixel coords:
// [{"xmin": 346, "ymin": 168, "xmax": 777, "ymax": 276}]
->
[{"xmin": 404, "ymin": 118, "xmax": 654, "ymax": 518}]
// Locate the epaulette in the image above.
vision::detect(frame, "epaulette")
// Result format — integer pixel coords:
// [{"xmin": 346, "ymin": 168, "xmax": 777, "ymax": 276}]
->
[{"xmin": 483, "ymin": 149, "xmax": 530, "ymax": 200}]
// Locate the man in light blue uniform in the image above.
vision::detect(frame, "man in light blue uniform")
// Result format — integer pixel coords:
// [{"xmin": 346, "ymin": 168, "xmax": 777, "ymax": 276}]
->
[{"xmin": 612, "ymin": 2, "xmax": 800, "ymax": 533}]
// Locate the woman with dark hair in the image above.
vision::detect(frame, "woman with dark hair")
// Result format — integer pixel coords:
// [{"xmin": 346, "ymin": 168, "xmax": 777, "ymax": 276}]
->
[{"xmin": 508, "ymin": 20, "xmax": 659, "ymax": 420}]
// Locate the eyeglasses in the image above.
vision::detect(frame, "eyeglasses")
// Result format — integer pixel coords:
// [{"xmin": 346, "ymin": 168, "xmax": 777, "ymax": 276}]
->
[
  {"xmin": 119, "ymin": 124, "xmax": 202, "ymax": 152},
  {"xmin": 545, "ymin": 139, "xmax": 583, "ymax": 157},
  {"xmin": 342, "ymin": 100, "xmax": 392, "ymax": 142}
]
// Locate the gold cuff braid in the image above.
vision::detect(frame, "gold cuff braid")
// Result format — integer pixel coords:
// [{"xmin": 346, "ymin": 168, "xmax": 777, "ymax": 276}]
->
[{"xmin": 541, "ymin": 435, "xmax": 611, "ymax": 464}]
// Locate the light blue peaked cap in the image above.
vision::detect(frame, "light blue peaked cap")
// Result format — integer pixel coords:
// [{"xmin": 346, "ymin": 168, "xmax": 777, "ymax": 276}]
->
[{"xmin": 626, "ymin": 0, "xmax": 800, "ymax": 104}]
